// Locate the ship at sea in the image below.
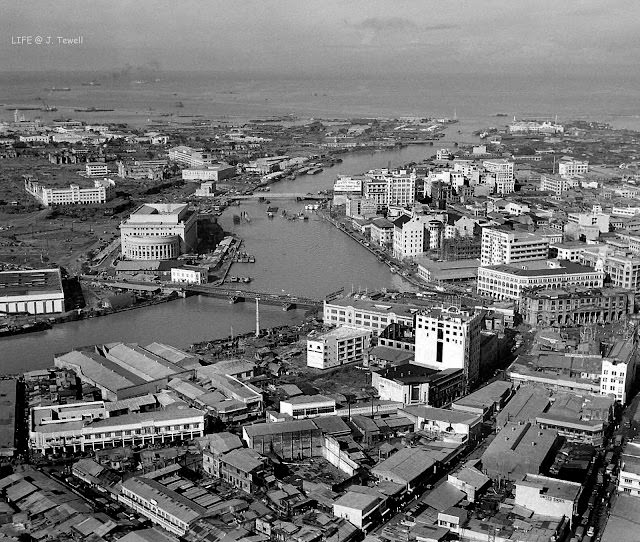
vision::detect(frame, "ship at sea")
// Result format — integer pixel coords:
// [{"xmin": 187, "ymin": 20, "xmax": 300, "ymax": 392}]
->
[
  {"xmin": 81, "ymin": 81, "xmax": 101, "ymax": 86},
  {"xmin": 74, "ymin": 107, "xmax": 115, "ymax": 112},
  {"xmin": 45, "ymin": 87, "xmax": 71, "ymax": 91}
]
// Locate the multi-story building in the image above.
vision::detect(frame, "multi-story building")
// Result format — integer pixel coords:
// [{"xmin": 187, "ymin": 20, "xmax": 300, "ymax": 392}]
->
[
  {"xmin": 322, "ymin": 297, "xmax": 417, "ymax": 335},
  {"xmin": 519, "ymin": 286, "xmax": 634, "ymax": 327},
  {"xmin": 600, "ymin": 337, "xmax": 637, "ymax": 404},
  {"xmin": 243, "ymin": 419, "xmax": 323, "ymax": 459},
  {"xmin": 477, "ymin": 259, "xmax": 605, "ymax": 301},
  {"xmin": 413, "ymin": 306, "xmax": 482, "ymax": 386},
  {"xmin": 181, "ymin": 164, "xmax": 236, "ymax": 182},
  {"xmin": 385, "ymin": 170, "xmax": 416, "ymax": 207},
  {"xmin": 306, "ymin": 326, "xmax": 372, "ymax": 369},
  {"xmin": 400, "ymin": 405, "xmax": 483, "ymax": 443},
  {"xmin": 482, "ymin": 159, "xmax": 514, "ymax": 195},
  {"xmin": 508, "ymin": 120, "xmax": 564, "ymax": 134},
  {"xmin": 279, "ymin": 395, "xmax": 336, "ymax": 418},
  {"xmin": 567, "ymin": 211, "xmax": 610, "ymax": 234},
  {"xmin": 481, "ymin": 227, "xmax": 548, "ymax": 266},
  {"xmin": 119, "ymin": 476, "xmax": 208, "ymax": 536},
  {"xmin": 217, "ymin": 448, "xmax": 269, "ymax": 494},
  {"xmin": 558, "ymin": 158, "xmax": 589, "ymax": 177},
  {"xmin": 618, "ymin": 441, "xmax": 640, "ymax": 497},
  {"xmin": 515, "ymin": 474, "xmax": 582, "ymax": 526},
  {"xmin": 393, "ymin": 215, "xmax": 429, "ymax": 260},
  {"xmin": 117, "ymin": 159, "xmax": 166, "ymax": 180},
  {"xmin": 580, "ymin": 246, "xmax": 640, "ymax": 293},
  {"xmin": 0, "ymin": 268, "xmax": 65, "ymax": 315},
  {"xmin": 540, "ymin": 173, "xmax": 572, "ymax": 196},
  {"xmin": 170, "ymin": 265, "xmax": 207, "ymax": 284},
  {"xmin": 25, "ymin": 178, "xmax": 115, "ymax": 206},
  {"xmin": 333, "ymin": 175, "xmax": 363, "ymax": 205},
  {"xmin": 168, "ymin": 146, "xmax": 216, "ymax": 168},
  {"xmin": 120, "ymin": 203, "xmax": 198, "ymax": 260},
  {"xmin": 29, "ymin": 404, "xmax": 205, "ymax": 454},
  {"xmin": 85, "ymin": 161, "xmax": 108, "ymax": 177},
  {"xmin": 550, "ymin": 241, "xmax": 595, "ymax": 262},
  {"xmin": 370, "ymin": 217, "xmax": 394, "ymax": 248}
]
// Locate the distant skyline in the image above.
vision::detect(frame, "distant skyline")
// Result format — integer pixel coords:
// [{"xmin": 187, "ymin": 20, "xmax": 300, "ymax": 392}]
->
[{"xmin": 2, "ymin": 0, "xmax": 638, "ymax": 76}]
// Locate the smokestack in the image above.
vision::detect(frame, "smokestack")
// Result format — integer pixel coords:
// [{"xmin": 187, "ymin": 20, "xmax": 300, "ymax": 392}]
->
[{"xmin": 255, "ymin": 297, "xmax": 260, "ymax": 338}]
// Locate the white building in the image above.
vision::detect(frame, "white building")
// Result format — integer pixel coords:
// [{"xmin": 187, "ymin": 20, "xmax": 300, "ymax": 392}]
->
[
  {"xmin": 29, "ymin": 403, "xmax": 205, "ymax": 454},
  {"xmin": 25, "ymin": 178, "xmax": 115, "ymax": 207},
  {"xmin": 168, "ymin": 146, "xmax": 216, "ymax": 168},
  {"xmin": 170, "ymin": 266, "xmax": 207, "ymax": 284},
  {"xmin": 307, "ymin": 326, "xmax": 372, "ymax": 370},
  {"xmin": 85, "ymin": 162, "xmax": 108, "ymax": 177},
  {"xmin": 540, "ymin": 173, "xmax": 572, "ymax": 196},
  {"xmin": 120, "ymin": 203, "xmax": 198, "ymax": 260},
  {"xmin": 477, "ymin": 260, "xmax": 605, "ymax": 301},
  {"xmin": 386, "ymin": 170, "xmax": 416, "ymax": 207},
  {"xmin": 279, "ymin": 395, "xmax": 336, "ymax": 418},
  {"xmin": 481, "ymin": 228, "xmax": 548, "ymax": 267},
  {"xmin": 322, "ymin": 298, "xmax": 416, "ymax": 335},
  {"xmin": 400, "ymin": 405, "xmax": 482, "ymax": 443},
  {"xmin": 567, "ymin": 211, "xmax": 610, "ymax": 234},
  {"xmin": 393, "ymin": 215, "xmax": 430, "ymax": 260},
  {"xmin": 482, "ymin": 159, "xmax": 514, "ymax": 195},
  {"xmin": 618, "ymin": 441, "xmax": 640, "ymax": 497},
  {"xmin": 333, "ymin": 491, "xmax": 383, "ymax": 532},
  {"xmin": 0, "ymin": 268, "xmax": 65, "ymax": 314},
  {"xmin": 601, "ymin": 339, "xmax": 636, "ymax": 404},
  {"xmin": 181, "ymin": 164, "xmax": 236, "ymax": 182},
  {"xmin": 580, "ymin": 246, "xmax": 640, "ymax": 293},
  {"xmin": 515, "ymin": 474, "xmax": 581, "ymax": 525},
  {"xmin": 333, "ymin": 176, "xmax": 363, "ymax": 205},
  {"xmin": 414, "ymin": 306, "xmax": 482, "ymax": 386},
  {"xmin": 551, "ymin": 241, "xmax": 596, "ymax": 262},
  {"xmin": 558, "ymin": 159, "xmax": 589, "ymax": 177}
]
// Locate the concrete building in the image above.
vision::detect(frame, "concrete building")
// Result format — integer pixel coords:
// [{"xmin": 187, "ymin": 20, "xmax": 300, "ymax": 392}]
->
[
  {"xmin": 539, "ymin": 173, "xmax": 572, "ymax": 196},
  {"xmin": 29, "ymin": 404, "xmax": 204, "ymax": 455},
  {"xmin": 85, "ymin": 162, "xmax": 108, "ymax": 177},
  {"xmin": 385, "ymin": 170, "xmax": 416, "ymax": 207},
  {"xmin": 181, "ymin": 164, "xmax": 236, "ymax": 182},
  {"xmin": 0, "ymin": 379, "xmax": 16, "ymax": 457},
  {"xmin": 477, "ymin": 259, "xmax": 605, "ymax": 301},
  {"xmin": 306, "ymin": 326, "xmax": 372, "ymax": 370},
  {"xmin": 558, "ymin": 158, "xmax": 589, "ymax": 177},
  {"xmin": 416, "ymin": 258, "xmax": 480, "ymax": 284},
  {"xmin": 515, "ymin": 474, "xmax": 581, "ymax": 526},
  {"xmin": 0, "ymin": 268, "xmax": 65, "ymax": 315},
  {"xmin": 550, "ymin": 241, "xmax": 596, "ymax": 262},
  {"xmin": 242, "ymin": 419, "xmax": 323, "ymax": 460},
  {"xmin": 482, "ymin": 159, "xmax": 514, "ymax": 195},
  {"xmin": 580, "ymin": 246, "xmax": 640, "ymax": 293},
  {"xmin": 567, "ymin": 210, "xmax": 610, "ymax": 234},
  {"xmin": 481, "ymin": 422, "xmax": 560, "ymax": 481},
  {"xmin": 322, "ymin": 297, "xmax": 416, "ymax": 335},
  {"xmin": 400, "ymin": 405, "xmax": 483, "ymax": 444},
  {"xmin": 601, "ymin": 337, "xmax": 638, "ymax": 403},
  {"xmin": 24, "ymin": 178, "xmax": 115, "ymax": 206},
  {"xmin": 168, "ymin": 146, "xmax": 216, "ymax": 168},
  {"xmin": 618, "ymin": 441, "xmax": 640, "ymax": 497},
  {"xmin": 481, "ymin": 227, "xmax": 548, "ymax": 266},
  {"xmin": 451, "ymin": 380, "xmax": 514, "ymax": 420},
  {"xmin": 170, "ymin": 265, "xmax": 207, "ymax": 284},
  {"xmin": 217, "ymin": 448, "xmax": 269, "ymax": 494},
  {"xmin": 371, "ymin": 365, "xmax": 465, "ymax": 406},
  {"xmin": 370, "ymin": 217, "xmax": 395, "ymax": 248},
  {"xmin": 413, "ymin": 306, "xmax": 482, "ymax": 386},
  {"xmin": 371, "ymin": 447, "xmax": 437, "ymax": 493},
  {"xmin": 279, "ymin": 395, "xmax": 336, "ymax": 419},
  {"xmin": 519, "ymin": 286, "xmax": 634, "ymax": 327},
  {"xmin": 117, "ymin": 159, "xmax": 166, "ymax": 180},
  {"xmin": 333, "ymin": 491, "xmax": 383, "ymax": 532},
  {"xmin": 119, "ymin": 476, "xmax": 209, "ymax": 536},
  {"xmin": 393, "ymin": 215, "xmax": 430, "ymax": 260},
  {"xmin": 120, "ymin": 203, "xmax": 198, "ymax": 260}
]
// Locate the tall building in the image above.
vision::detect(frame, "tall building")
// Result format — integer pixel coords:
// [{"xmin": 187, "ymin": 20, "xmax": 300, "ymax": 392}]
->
[
  {"xmin": 540, "ymin": 173, "xmax": 572, "ymax": 196},
  {"xmin": 580, "ymin": 246, "xmax": 640, "ymax": 293},
  {"xmin": 120, "ymin": 203, "xmax": 198, "ymax": 260},
  {"xmin": 393, "ymin": 215, "xmax": 430, "ymax": 260},
  {"xmin": 481, "ymin": 227, "xmax": 549, "ymax": 266},
  {"xmin": 385, "ymin": 170, "xmax": 416, "ymax": 207},
  {"xmin": 168, "ymin": 146, "xmax": 216, "ymax": 168},
  {"xmin": 482, "ymin": 159, "xmax": 514, "ymax": 195},
  {"xmin": 25, "ymin": 178, "xmax": 115, "ymax": 207},
  {"xmin": 558, "ymin": 158, "xmax": 589, "ymax": 177},
  {"xmin": 414, "ymin": 306, "xmax": 483, "ymax": 386},
  {"xmin": 322, "ymin": 297, "xmax": 417, "ymax": 334},
  {"xmin": 307, "ymin": 326, "xmax": 372, "ymax": 370}
]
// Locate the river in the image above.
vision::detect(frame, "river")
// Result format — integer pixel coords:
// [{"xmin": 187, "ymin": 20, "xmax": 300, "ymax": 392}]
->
[{"xmin": 0, "ymin": 145, "xmax": 430, "ymax": 373}]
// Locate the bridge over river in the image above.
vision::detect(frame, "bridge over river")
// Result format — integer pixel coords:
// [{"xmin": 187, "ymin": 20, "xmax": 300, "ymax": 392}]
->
[
  {"xmin": 184, "ymin": 284, "xmax": 323, "ymax": 310},
  {"xmin": 229, "ymin": 193, "xmax": 330, "ymax": 201}
]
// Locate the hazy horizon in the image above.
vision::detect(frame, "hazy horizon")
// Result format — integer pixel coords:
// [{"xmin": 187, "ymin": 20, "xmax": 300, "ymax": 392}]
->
[{"xmin": 2, "ymin": 0, "xmax": 639, "ymax": 77}]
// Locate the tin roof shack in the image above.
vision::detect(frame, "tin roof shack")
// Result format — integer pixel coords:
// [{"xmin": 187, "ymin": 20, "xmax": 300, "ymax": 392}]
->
[
  {"xmin": 481, "ymin": 422, "xmax": 561, "ymax": 482},
  {"xmin": 371, "ymin": 447, "xmax": 437, "ymax": 498},
  {"xmin": 447, "ymin": 460, "xmax": 490, "ymax": 503},
  {"xmin": 71, "ymin": 458, "xmax": 121, "ymax": 494},
  {"xmin": 451, "ymin": 380, "xmax": 514, "ymax": 421}
]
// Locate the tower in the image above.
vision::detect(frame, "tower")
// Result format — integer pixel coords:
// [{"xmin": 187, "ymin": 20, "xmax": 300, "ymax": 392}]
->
[{"xmin": 255, "ymin": 297, "xmax": 260, "ymax": 338}]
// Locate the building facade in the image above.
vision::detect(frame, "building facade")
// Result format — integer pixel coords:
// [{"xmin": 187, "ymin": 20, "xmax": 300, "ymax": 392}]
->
[
  {"xmin": 307, "ymin": 326, "xmax": 372, "ymax": 369},
  {"xmin": 25, "ymin": 178, "xmax": 114, "ymax": 206},
  {"xmin": 481, "ymin": 227, "xmax": 548, "ymax": 266},
  {"xmin": 0, "ymin": 268, "xmax": 65, "ymax": 314}
]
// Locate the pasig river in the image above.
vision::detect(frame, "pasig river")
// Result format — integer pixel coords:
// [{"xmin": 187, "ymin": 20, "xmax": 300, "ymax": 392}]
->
[{"xmin": 0, "ymin": 144, "xmax": 433, "ymax": 373}]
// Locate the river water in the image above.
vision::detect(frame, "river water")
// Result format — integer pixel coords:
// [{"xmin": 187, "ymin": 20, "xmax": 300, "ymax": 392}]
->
[{"xmin": 0, "ymin": 145, "xmax": 431, "ymax": 373}]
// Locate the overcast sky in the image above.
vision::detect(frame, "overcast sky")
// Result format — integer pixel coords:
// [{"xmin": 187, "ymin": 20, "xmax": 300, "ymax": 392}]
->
[{"xmin": 2, "ymin": 0, "xmax": 637, "ymax": 75}]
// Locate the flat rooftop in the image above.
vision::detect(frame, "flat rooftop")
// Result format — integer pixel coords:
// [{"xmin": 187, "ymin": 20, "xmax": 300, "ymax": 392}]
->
[
  {"xmin": 518, "ymin": 473, "xmax": 581, "ymax": 501},
  {"xmin": 311, "ymin": 326, "xmax": 370, "ymax": 341},
  {"xmin": 0, "ymin": 268, "xmax": 63, "ymax": 297},
  {"xmin": 485, "ymin": 259, "xmax": 599, "ymax": 277},
  {"xmin": 401, "ymin": 405, "xmax": 482, "ymax": 426}
]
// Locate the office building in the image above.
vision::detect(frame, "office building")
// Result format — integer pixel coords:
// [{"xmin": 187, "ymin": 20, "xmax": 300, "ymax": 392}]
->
[
  {"xmin": 393, "ymin": 215, "xmax": 430, "ymax": 260},
  {"xmin": 279, "ymin": 395, "xmax": 336, "ymax": 418},
  {"xmin": 558, "ymin": 158, "xmax": 589, "ymax": 177},
  {"xmin": 323, "ymin": 297, "xmax": 418, "ymax": 335},
  {"xmin": 519, "ymin": 286, "xmax": 634, "ymax": 327},
  {"xmin": 539, "ymin": 173, "xmax": 572, "ymax": 196},
  {"xmin": 370, "ymin": 217, "xmax": 395, "ymax": 248},
  {"xmin": 477, "ymin": 259, "xmax": 605, "ymax": 301},
  {"xmin": 85, "ymin": 161, "xmax": 108, "ymax": 177},
  {"xmin": 414, "ymin": 306, "xmax": 482, "ymax": 386},
  {"xmin": 618, "ymin": 441, "xmax": 640, "ymax": 497},
  {"xmin": 181, "ymin": 164, "xmax": 236, "ymax": 182},
  {"xmin": 24, "ymin": 178, "xmax": 115, "ymax": 206},
  {"xmin": 416, "ymin": 258, "xmax": 480, "ymax": 284},
  {"xmin": 600, "ymin": 337, "xmax": 637, "ymax": 403},
  {"xmin": 580, "ymin": 246, "xmax": 640, "ymax": 293},
  {"xmin": 482, "ymin": 159, "xmax": 514, "ymax": 194},
  {"xmin": 170, "ymin": 265, "xmax": 207, "ymax": 284},
  {"xmin": 0, "ymin": 268, "xmax": 65, "ymax": 314},
  {"xmin": 120, "ymin": 203, "xmax": 197, "ymax": 260},
  {"xmin": 168, "ymin": 146, "xmax": 216, "ymax": 168},
  {"xmin": 306, "ymin": 326, "xmax": 372, "ymax": 370},
  {"xmin": 481, "ymin": 227, "xmax": 548, "ymax": 266}
]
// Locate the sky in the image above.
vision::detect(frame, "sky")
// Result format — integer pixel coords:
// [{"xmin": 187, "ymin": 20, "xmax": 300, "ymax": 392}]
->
[{"xmin": 1, "ymin": 0, "xmax": 638, "ymax": 76}]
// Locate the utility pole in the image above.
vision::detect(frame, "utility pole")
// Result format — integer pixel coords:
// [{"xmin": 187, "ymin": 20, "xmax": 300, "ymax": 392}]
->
[{"xmin": 255, "ymin": 297, "xmax": 260, "ymax": 338}]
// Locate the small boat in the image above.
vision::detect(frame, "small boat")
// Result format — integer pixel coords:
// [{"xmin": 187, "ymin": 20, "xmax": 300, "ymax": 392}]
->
[
  {"xmin": 241, "ymin": 277, "xmax": 251, "ymax": 283},
  {"xmin": 248, "ymin": 256, "xmax": 255, "ymax": 263}
]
